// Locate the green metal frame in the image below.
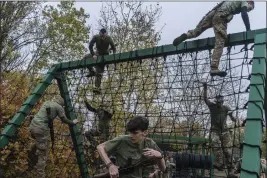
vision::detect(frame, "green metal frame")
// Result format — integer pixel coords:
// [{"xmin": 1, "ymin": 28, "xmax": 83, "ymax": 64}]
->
[
  {"xmin": 57, "ymin": 28, "xmax": 266, "ymax": 71},
  {"xmin": 0, "ymin": 28, "xmax": 266, "ymax": 178},
  {"xmin": 240, "ymin": 33, "xmax": 266, "ymax": 178},
  {"xmin": 148, "ymin": 133, "xmax": 209, "ymax": 145},
  {"xmin": 0, "ymin": 66, "xmax": 59, "ymax": 148},
  {"xmin": 56, "ymin": 73, "xmax": 89, "ymax": 178}
]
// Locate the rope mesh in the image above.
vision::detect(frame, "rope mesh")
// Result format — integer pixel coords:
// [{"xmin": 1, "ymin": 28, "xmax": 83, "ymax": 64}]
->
[{"xmin": 0, "ymin": 44, "xmax": 259, "ymax": 178}]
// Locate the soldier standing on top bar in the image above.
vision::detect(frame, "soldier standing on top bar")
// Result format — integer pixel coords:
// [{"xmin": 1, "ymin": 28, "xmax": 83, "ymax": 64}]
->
[
  {"xmin": 84, "ymin": 28, "xmax": 116, "ymax": 94},
  {"xmin": 173, "ymin": 1, "xmax": 254, "ymax": 77}
]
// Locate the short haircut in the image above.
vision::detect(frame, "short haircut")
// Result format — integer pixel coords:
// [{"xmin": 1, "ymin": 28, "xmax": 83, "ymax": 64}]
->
[
  {"xmin": 126, "ymin": 116, "xmax": 149, "ymax": 132},
  {"xmin": 100, "ymin": 28, "xmax": 107, "ymax": 34}
]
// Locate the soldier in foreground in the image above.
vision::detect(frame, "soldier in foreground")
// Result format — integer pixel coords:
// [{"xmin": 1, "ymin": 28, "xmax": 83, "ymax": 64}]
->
[
  {"xmin": 28, "ymin": 96, "xmax": 78, "ymax": 178},
  {"xmin": 202, "ymin": 82, "xmax": 242, "ymax": 178},
  {"xmin": 173, "ymin": 1, "xmax": 254, "ymax": 77},
  {"xmin": 85, "ymin": 28, "xmax": 116, "ymax": 94},
  {"xmin": 96, "ymin": 116, "xmax": 166, "ymax": 178}
]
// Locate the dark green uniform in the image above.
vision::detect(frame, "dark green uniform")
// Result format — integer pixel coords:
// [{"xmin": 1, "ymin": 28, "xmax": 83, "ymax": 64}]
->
[
  {"xmin": 89, "ymin": 35, "xmax": 116, "ymax": 56},
  {"xmin": 88, "ymin": 34, "xmax": 116, "ymax": 91},
  {"xmin": 105, "ymin": 135, "xmax": 161, "ymax": 178},
  {"xmin": 84, "ymin": 101, "xmax": 113, "ymax": 142}
]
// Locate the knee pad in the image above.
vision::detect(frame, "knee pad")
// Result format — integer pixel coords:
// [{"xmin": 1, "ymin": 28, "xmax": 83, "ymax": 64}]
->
[{"xmin": 226, "ymin": 15, "xmax": 233, "ymax": 23}]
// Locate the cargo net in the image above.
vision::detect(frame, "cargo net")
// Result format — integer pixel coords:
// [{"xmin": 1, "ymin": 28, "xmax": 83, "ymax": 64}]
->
[{"xmin": 0, "ymin": 44, "xmax": 254, "ymax": 178}]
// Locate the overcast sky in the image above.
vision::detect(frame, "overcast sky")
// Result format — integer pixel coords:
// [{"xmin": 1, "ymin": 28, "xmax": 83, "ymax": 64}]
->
[
  {"xmin": 73, "ymin": 2, "xmax": 266, "ymax": 46},
  {"xmin": 72, "ymin": 2, "xmax": 266, "ymax": 128}
]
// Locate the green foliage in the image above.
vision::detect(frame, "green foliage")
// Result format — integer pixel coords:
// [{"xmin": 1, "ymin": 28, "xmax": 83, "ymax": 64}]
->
[
  {"xmin": 0, "ymin": 2, "xmax": 91, "ymax": 177},
  {"xmin": 0, "ymin": 2, "xmax": 40, "ymax": 72},
  {"xmin": 40, "ymin": 2, "xmax": 90, "ymax": 65}
]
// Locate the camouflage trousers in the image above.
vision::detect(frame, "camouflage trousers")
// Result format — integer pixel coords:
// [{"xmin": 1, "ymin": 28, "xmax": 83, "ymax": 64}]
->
[
  {"xmin": 186, "ymin": 10, "xmax": 233, "ymax": 69},
  {"xmin": 29, "ymin": 125, "xmax": 49, "ymax": 178},
  {"xmin": 211, "ymin": 131, "xmax": 234, "ymax": 170},
  {"xmin": 83, "ymin": 53, "xmax": 106, "ymax": 88}
]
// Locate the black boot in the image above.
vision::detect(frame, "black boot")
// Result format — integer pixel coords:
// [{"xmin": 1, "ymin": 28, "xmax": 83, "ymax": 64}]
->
[
  {"xmin": 213, "ymin": 162, "xmax": 224, "ymax": 171},
  {"xmin": 173, "ymin": 33, "xmax": 187, "ymax": 46},
  {"xmin": 27, "ymin": 146, "xmax": 38, "ymax": 168},
  {"xmin": 210, "ymin": 68, "xmax": 227, "ymax": 77},
  {"xmin": 86, "ymin": 68, "xmax": 96, "ymax": 77}
]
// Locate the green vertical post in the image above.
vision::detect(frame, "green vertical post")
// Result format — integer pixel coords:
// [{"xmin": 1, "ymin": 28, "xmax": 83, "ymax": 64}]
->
[
  {"xmin": 56, "ymin": 72, "xmax": 89, "ymax": 178},
  {"xmin": 194, "ymin": 144, "xmax": 199, "ymax": 176},
  {"xmin": 209, "ymin": 144, "xmax": 214, "ymax": 178},
  {"xmin": 201, "ymin": 144, "xmax": 205, "ymax": 176},
  {"xmin": 240, "ymin": 33, "xmax": 266, "ymax": 178}
]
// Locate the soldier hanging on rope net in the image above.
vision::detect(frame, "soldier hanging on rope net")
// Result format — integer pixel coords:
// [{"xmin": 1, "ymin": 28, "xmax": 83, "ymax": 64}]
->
[
  {"xmin": 83, "ymin": 28, "xmax": 117, "ymax": 94},
  {"xmin": 83, "ymin": 99, "xmax": 113, "ymax": 149},
  {"xmin": 173, "ymin": 1, "xmax": 254, "ymax": 77},
  {"xmin": 95, "ymin": 116, "xmax": 166, "ymax": 178},
  {"xmin": 202, "ymin": 82, "xmax": 244, "ymax": 178},
  {"xmin": 27, "ymin": 96, "xmax": 79, "ymax": 178}
]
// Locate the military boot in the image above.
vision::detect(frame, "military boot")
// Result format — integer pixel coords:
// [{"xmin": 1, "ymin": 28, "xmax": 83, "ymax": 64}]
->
[
  {"xmin": 213, "ymin": 163, "xmax": 224, "ymax": 171},
  {"xmin": 210, "ymin": 68, "xmax": 227, "ymax": 77},
  {"xmin": 27, "ymin": 144, "xmax": 38, "ymax": 168},
  {"xmin": 173, "ymin": 33, "xmax": 187, "ymax": 46},
  {"xmin": 86, "ymin": 69, "xmax": 96, "ymax": 77},
  {"xmin": 228, "ymin": 169, "xmax": 238, "ymax": 178}
]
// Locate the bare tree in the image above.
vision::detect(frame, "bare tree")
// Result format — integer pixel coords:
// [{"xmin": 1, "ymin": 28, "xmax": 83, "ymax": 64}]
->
[{"xmin": 92, "ymin": 2, "xmax": 164, "ymax": 134}]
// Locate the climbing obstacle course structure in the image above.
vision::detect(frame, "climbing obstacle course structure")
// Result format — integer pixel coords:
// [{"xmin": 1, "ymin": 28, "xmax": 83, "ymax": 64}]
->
[{"xmin": 0, "ymin": 29, "xmax": 266, "ymax": 178}]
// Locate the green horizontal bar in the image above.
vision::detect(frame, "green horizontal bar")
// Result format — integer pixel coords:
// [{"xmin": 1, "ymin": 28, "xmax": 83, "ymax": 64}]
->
[
  {"xmin": 154, "ymin": 140, "xmax": 207, "ymax": 145},
  {"xmin": 0, "ymin": 66, "xmax": 59, "ymax": 149},
  {"xmin": 147, "ymin": 133, "xmax": 210, "ymax": 143},
  {"xmin": 56, "ymin": 28, "xmax": 266, "ymax": 71}
]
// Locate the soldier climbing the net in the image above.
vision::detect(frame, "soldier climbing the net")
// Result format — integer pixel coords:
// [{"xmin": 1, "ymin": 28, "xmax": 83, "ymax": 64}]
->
[
  {"xmin": 173, "ymin": 1, "xmax": 255, "ymax": 77},
  {"xmin": 84, "ymin": 28, "xmax": 117, "ymax": 94},
  {"xmin": 84, "ymin": 99, "xmax": 113, "ymax": 145},
  {"xmin": 96, "ymin": 116, "xmax": 166, "ymax": 178},
  {"xmin": 202, "ymin": 82, "xmax": 244, "ymax": 178},
  {"xmin": 27, "ymin": 96, "xmax": 79, "ymax": 178}
]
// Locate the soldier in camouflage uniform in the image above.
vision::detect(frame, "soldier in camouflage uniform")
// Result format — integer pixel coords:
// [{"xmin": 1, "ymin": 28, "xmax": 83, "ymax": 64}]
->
[
  {"xmin": 173, "ymin": 1, "xmax": 254, "ymax": 77},
  {"xmin": 28, "ymin": 96, "xmax": 78, "ymax": 178},
  {"xmin": 97, "ymin": 116, "xmax": 166, "ymax": 178},
  {"xmin": 84, "ymin": 100, "xmax": 113, "ymax": 143},
  {"xmin": 85, "ymin": 28, "xmax": 116, "ymax": 94},
  {"xmin": 202, "ymin": 82, "xmax": 242, "ymax": 178}
]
